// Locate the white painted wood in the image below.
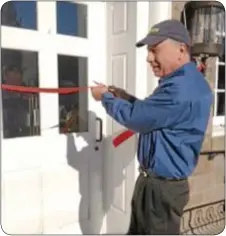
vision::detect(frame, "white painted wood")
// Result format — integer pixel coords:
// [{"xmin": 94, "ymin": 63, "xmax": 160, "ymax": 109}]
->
[
  {"xmin": 1, "ymin": 2, "xmax": 106, "ymax": 234},
  {"xmin": 213, "ymin": 57, "xmax": 225, "ymax": 128},
  {"xmin": 2, "ymin": 169, "xmax": 42, "ymax": 234},
  {"xmin": 135, "ymin": 1, "xmax": 150, "ymax": 179},
  {"xmin": 104, "ymin": 2, "xmax": 138, "ymax": 234},
  {"xmin": 147, "ymin": 2, "xmax": 172, "ymax": 93}
]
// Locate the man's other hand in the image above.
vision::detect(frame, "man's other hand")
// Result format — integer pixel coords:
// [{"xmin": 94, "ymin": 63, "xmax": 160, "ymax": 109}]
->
[
  {"xmin": 108, "ymin": 85, "xmax": 127, "ymax": 98},
  {"xmin": 108, "ymin": 85, "xmax": 133, "ymax": 101}
]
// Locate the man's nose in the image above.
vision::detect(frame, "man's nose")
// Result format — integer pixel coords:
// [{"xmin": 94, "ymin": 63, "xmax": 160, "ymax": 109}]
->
[{"xmin": 146, "ymin": 51, "xmax": 154, "ymax": 63}]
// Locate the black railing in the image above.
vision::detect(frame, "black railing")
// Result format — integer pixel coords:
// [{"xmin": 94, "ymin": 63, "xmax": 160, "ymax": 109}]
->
[
  {"xmin": 181, "ymin": 200, "xmax": 225, "ymax": 235},
  {"xmin": 199, "ymin": 150, "xmax": 225, "ymax": 160}
]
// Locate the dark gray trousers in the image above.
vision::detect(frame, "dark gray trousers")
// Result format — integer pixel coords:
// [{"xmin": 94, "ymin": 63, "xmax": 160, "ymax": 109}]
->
[{"xmin": 127, "ymin": 173, "xmax": 189, "ymax": 235}]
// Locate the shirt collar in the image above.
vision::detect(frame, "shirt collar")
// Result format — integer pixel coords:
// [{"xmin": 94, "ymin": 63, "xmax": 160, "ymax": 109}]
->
[{"xmin": 158, "ymin": 61, "xmax": 196, "ymax": 84}]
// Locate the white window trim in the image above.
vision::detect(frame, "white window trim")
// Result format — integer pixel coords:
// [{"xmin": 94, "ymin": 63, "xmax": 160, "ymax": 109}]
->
[
  {"xmin": 212, "ymin": 124, "xmax": 225, "ymax": 137},
  {"xmin": 212, "ymin": 55, "xmax": 225, "ymax": 137},
  {"xmin": 216, "ymin": 31, "xmax": 225, "ymax": 37}
]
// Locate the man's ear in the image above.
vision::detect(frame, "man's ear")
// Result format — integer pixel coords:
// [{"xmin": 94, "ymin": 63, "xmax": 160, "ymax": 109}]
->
[{"xmin": 179, "ymin": 43, "xmax": 188, "ymax": 54}]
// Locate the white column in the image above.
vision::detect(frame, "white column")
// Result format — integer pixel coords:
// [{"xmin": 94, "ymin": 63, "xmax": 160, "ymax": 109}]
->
[
  {"xmin": 135, "ymin": 2, "xmax": 149, "ymax": 179},
  {"xmin": 147, "ymin": 2, "xmax": 172, "ymax": 93},
  {"xmin": 136, "ymin": 2, "xmax": 149, "ymax": 99}
]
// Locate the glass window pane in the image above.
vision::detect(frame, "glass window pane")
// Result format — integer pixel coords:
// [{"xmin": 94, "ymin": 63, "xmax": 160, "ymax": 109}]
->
[
  {"xmin": 219, "ymin": 52, "xmax": 225, "ymax": 62},
  {"xmin": 1, "ymin": 48, "xmax": 40, "ymax": 138},
  {"xmin": 1, "ymin": 1, "xmax": 37, "ymax": 30},
  {"xmin": 217, "ymin": 92, "xmax": 225, "ymax": 116},
  {"xmin": 56, "ymin": 1, "xmax": 87, "ymax": 38},
  {"xmin": 58, "ymin": 55, "xmax": 88, "ymax": 133},
  {"xmin": 218, "ymin": 65, "xmax": 225, "ymax": 89},
  {"xmin": 219, "ymin": 37, "xmax": 225, "ymax": 62}
]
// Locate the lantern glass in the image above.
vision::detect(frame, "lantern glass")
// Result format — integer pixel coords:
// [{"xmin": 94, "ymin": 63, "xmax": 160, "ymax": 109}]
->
[{"xmin": 190, "ymin": 6, "xmax": 225, "ymax": 45}]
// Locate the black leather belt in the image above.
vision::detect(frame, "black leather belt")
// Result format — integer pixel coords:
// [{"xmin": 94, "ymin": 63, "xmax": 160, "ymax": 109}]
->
[{"xmin": 138, "ymin": 167, "xmax": 187, "ymax": 181}]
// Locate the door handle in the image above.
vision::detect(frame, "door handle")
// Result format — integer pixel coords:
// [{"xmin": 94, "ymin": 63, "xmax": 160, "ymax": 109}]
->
[
  {"xmin": 96, "ymin": 117, "xmax": 103, "ymax": 142},
  {"xmin": 95, "ymin": 117, "xmax": 103, "ymax": 151}
]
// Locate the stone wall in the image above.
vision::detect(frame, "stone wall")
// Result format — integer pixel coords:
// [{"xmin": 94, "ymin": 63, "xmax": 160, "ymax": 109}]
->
[{"xmin": 172, "ymin": 0, "xmax": 225, "ymax": 210}]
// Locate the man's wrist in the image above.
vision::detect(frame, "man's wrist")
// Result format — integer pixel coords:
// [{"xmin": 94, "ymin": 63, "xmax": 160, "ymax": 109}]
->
[
  {"xmin": 101, "ymin": 91, "xmax": 114, "ymax": 101},
  {"xmin": 101, "ymin": 90, "xmax": 136, "ymax": 103}
]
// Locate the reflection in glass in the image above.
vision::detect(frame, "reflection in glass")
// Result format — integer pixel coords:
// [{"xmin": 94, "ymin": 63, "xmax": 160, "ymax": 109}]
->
[
  {"xmin": 1, "ymin": 49, "xmax": 40, "ymax": 138},
  {"xmin": 190, "ymin": 6, "xmax": 225, "ymax": 44},
  {"xmin": 219, "ymin": 37, "xmax": 225, "ymax": 62},
  {"xmin": 56, "ymin": 1, "xmax": 87, "ymax": 38},
  {"xmin": 58, "ymin": 55, "xmax": 88, "ymax": 133},
  {"xmin": 217, "ymin": 92, "xmax": 225, "ymax": 116},
  {"xmin": 1, "ymin": 1, "xmax": 37, "ymax": 30},
  {"xmin": 218, "ymin": 65, "xmax": 225, "ymax": 89}
]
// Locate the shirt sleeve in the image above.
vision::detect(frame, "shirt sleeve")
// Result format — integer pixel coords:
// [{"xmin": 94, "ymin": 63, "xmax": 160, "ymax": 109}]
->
[{"xmin": 101, "ymin": 86, "xmax": 191, "ymax": 133}]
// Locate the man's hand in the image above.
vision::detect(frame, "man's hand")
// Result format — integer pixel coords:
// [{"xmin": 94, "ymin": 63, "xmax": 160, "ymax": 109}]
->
[
  {"xmin": 108, "ymin": 85, "xmax": 136, "ymax": 102},
  {"xmin": 90, "ymin": 82, "xmax": 108, "ymax": 101}
]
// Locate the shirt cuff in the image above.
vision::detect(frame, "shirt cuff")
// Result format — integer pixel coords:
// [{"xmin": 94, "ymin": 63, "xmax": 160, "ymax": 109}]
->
[{"xmin": 101, "ymin": 92, "xmax": 114, "ymax": 105}]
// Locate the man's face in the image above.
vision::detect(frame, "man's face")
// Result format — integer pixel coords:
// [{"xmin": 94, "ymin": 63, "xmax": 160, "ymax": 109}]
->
[{"xmin": 146, "ymin": 39, "xmax": 185, "ymax": 78}]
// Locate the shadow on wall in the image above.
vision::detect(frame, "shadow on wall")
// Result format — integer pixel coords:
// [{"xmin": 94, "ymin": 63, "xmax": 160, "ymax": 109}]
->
[{"xmin": 66, "ymin": 110, "xmax": 137, "ymax": 234}]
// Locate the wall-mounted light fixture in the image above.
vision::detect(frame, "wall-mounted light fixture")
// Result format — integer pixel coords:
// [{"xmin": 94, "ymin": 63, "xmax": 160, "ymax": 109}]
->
[{"xmin": 182, "ymin": 1, "xmax": 225, "ymax": 57}]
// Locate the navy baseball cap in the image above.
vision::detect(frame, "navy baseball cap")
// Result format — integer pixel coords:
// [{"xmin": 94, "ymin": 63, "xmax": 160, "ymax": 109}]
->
[{"xmin": 136, "ymin": 19, "xmax": 192, "ymax": 48}]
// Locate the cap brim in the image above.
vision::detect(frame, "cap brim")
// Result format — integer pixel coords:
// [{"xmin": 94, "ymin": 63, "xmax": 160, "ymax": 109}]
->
[{"xmin": 136, "ymin": 35, "xmax": 167, "ymax": 48}]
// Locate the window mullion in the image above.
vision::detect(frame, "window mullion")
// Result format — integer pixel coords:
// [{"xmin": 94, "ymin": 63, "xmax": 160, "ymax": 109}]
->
[{"xmin": 37, "ymin": 1, "xmax": 56, "ymax": 35}]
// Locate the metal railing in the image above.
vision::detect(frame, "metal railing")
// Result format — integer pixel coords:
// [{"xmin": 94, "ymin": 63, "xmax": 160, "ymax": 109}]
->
[
  {"xmin": 199, "ymin": 150, "xmax": 225, "ymax": 160},
  {"xmin": 181, "ymin": 200, "xmax": 225, "ymax": 235}
]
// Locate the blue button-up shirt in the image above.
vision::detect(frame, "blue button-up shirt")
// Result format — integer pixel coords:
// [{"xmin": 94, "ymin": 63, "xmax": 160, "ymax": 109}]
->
[{"xmin": 101, "ymin": 62, "xmax": 213, "ymax": 178}]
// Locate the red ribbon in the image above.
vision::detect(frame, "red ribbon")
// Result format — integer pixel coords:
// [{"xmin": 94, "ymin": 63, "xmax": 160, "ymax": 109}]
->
[
  {"xmin": 113, "ymin": 130, "xmax": 135, "ymax": 147},
  {"xmin": 1, "ymin": 84, "xmax": 133, "ymax": 147},
  {"xmin": 1, "ymin": 62, "xmax": 203, "ymax": 148},
  {"xmin": 1, "ymin": 84, "xmax": 94, "ymax": 94}
]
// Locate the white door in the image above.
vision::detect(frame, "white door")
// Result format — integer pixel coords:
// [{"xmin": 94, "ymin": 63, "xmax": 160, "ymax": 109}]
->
[
  {"xmin": 1, "ymin": 1, "xmax": 106, "ymax": 234},
  {"xmin": 104, "ymin": 2, "xmax": 138, "ymax": 234}
]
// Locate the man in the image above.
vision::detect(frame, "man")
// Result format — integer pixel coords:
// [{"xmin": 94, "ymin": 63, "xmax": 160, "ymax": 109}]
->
[
  {"xmin": 2, "ymin": 66, "xmax": 29, "ymax": 138},
  {"xmin": 91, "ymin": 19, "xmax": 213, "ymax": 234}
]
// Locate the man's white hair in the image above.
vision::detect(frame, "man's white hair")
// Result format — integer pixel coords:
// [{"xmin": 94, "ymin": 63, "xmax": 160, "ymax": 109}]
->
[{"xmin": 168, "ymin": 38, "xmax": 190, "ymax": 54}]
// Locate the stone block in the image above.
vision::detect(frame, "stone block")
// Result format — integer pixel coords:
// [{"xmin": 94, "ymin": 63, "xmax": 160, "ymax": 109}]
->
[
  {"xmin": 172, "ymin": 1, "xmax": 187, "ymax": 20},
  {"xmin": 193, "ymin": 156, "xmax": 212, "ymax": 176},
  {"xmin": 188, "ymin": 173, "xmax": 215, "ymax": 194},
  {"xmin": 203, "ymin": 183, "xmax": 225, "ymax": 203},
  {"xmin": 185, "ymin": 192, "xmax": 204, "ymax": 210},
  {"xmin": 212, "ymin": 136, "xmax": 225, "ymax": 150}
]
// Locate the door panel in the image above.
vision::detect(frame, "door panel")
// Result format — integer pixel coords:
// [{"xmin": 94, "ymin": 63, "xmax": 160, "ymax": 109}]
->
[
  {"xmin": 105, "ymin": 2, "xmax": 137, "ymax": 233},
  {"xmin": 1, "ymin": 1, "xmax": 106, "ymax": 234}
]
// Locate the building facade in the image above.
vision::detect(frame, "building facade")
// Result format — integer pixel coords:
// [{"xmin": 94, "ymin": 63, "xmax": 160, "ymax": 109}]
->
[
  {"xmin": 172, "ymin": 2, "xmax": 225, "ymax": 234},
  {"xmin": 1, "ymin": 1, "xmax": 225, "ymax": 234}
]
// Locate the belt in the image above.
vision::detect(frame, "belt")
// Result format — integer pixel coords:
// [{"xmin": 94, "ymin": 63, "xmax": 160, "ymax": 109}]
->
[{"xmin": 138, "ymin": 167, "xmax": 187, "ymax": 181}]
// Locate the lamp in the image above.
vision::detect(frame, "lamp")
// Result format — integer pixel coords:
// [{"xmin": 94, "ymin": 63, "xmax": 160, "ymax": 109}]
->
[{"xmin": 182, "ymin": 1, "xmax": 225, "ymax": 57}]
